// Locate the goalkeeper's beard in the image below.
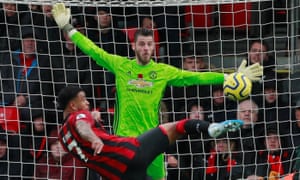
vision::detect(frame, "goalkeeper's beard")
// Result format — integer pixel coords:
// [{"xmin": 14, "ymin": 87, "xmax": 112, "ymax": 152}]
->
[{"xmin": 135, "ymin": 51, "xmax": 151, "ymax": 65}]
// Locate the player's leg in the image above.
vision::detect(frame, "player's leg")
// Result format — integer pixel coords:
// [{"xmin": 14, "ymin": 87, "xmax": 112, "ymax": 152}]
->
[
  {"xmin": 129, "ymin": 119, "xmax": 243, "ymax": 179},
  {"xmin": 160, "ymin": 119, "xmax": 244, "ymax": 144},
  {"xmin": 123, "ymin": 128, "xmax": 169, "ymax": 180}
]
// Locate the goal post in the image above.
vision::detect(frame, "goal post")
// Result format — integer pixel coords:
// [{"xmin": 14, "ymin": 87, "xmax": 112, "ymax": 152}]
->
[{"xmin": 0, "ymin": 0, "xmax": 299, "ymax": 179}]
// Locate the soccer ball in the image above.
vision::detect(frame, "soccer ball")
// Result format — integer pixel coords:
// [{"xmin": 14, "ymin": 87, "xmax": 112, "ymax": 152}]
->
[{"xmin": 223, "ymin": 72, "xmax": 252, "ymax": 101}]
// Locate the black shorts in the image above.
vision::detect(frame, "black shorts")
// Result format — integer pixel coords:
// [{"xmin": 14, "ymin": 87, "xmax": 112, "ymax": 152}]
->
[{"xmin": 122, "ymin": 127, "xmax": 169, "ymax": 180}]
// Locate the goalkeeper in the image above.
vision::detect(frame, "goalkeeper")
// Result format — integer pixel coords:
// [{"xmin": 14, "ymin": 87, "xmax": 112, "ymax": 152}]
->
[{"xmin": 52, "ymin": 3, "xmax": 263, "ymax": 180}]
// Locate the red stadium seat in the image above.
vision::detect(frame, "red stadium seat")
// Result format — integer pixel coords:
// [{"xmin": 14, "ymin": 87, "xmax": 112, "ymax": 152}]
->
[
  {"xmin": 220, "ymin": 2, "xmax": 252, "ymax": 30},
  {"xmin": 0, "ymin": 106, "xmax": 20, "ymax": 133},
  {"xmin": 185, "ymin": 5, "xmax": 214, "ymax": 28},
  {"xmin": 122, "ymin": 27, "xmax": 137, "ymax": 43}
]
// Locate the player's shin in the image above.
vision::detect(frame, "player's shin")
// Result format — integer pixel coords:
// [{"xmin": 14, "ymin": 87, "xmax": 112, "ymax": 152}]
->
[{"xmin": 176, "ymin": 119, "xmax": 210, "ymax": 135}]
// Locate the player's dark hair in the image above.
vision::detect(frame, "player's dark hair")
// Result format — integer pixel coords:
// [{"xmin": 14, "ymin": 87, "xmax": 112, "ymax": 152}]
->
[
  {"xmin": 57, "ymin": 86, "xmax": 84, "ymax": 110},
  {"xmin": 134, "ymin": 28, "xmax": 153, "ymax": 42}
]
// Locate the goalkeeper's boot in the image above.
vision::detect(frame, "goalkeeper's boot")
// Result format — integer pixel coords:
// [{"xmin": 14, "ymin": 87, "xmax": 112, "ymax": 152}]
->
[{"xmin": 208, "ymin": 119, "xmax": 244, "ymax": 138}]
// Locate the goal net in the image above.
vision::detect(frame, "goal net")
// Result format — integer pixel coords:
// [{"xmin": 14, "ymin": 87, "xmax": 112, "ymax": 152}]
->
[{"xmin": 0, "ymin": 0, "xmax": 299, "ymax": 179}]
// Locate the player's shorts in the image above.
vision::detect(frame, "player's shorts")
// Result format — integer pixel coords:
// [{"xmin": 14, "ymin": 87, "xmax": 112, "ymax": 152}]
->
[{"xmin": 123, "ymin": 127, "xmax": 169, "ymax": 180}]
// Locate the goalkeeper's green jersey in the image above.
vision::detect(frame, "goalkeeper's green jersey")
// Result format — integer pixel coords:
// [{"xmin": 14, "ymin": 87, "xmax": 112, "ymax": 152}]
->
[{"xmin": 70, "ymin": 31, "xmax": 225, "ymax": 137}]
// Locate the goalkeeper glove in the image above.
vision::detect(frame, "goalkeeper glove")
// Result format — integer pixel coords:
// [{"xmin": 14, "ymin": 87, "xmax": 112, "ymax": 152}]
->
[
  {"xmin": 51, "ymin": 3, "xmax": 73, "ymax": 32},
  {"xmin": 237, "ymin": 59, "xmax": 263, "ymax": 82}
]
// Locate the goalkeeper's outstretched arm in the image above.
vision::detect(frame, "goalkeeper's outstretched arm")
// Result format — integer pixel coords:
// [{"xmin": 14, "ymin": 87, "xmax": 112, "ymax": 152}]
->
[{"xmin": 51, "ymin": 3, "xmax": 263, "ymax": 83}]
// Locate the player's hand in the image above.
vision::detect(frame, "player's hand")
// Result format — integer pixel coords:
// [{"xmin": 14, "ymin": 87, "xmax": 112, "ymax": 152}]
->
[
  {"xmin": 91, "ymin": 139, "xmax": 104, "ymax": 156},
  {"xmin": 91, "ymin": 110, "xmax": 103, "ymax": 124},
  {"xmin": 167, "ymin": 155, "xmax": 178, "ymax": 167},
  {"xmin": 237, "ymin": 59, "xmax": 263, "ymax": 82},
  {"xmin": 51, "ymin": 3, "xmax": 71, "ymax": 29}
]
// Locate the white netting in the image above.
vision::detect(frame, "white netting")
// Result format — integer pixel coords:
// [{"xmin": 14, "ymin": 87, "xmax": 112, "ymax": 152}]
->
[{"xmin": 0, "ymin": 0, "xmax": 299, "ymax": 179}]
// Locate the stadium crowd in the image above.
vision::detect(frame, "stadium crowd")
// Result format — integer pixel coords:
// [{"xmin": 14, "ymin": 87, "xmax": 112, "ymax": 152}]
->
[{"xmin": 0, "ymin": 2, "xmax": 299, "ymax": 180}]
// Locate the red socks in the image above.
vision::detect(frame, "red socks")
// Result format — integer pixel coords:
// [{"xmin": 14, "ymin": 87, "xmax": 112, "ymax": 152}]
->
[{"xmin": 176, "ymin": 119, "xmax": 188, "ymax": 134}]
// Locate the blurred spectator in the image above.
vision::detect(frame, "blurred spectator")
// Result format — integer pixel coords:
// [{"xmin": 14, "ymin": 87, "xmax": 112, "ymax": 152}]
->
[
  {"xmin": 167, "ymin": 102, "xmax": 210, "ymax": 180},
  {"xmin": 153, "ymin": 6, "xmax": 185, "ymax": 68},
  {"xmin": 34, "ymin": 128, "xmax": 87, "ymax": 180},
  {"xmin": 89, "ymin": 6, "xmax": 133, "ymax": 57},
  {"xmin": 88, "ymin": 7, "xmax": 134, "ymax": 110},
  {"xmin": 195, "ymin": 134, "xmax": 243, "ymax": 180},
  {"xmin": 51, "ymin": 19, "xmax": 94, "ymax": 109},
  {"xmin": 39, "ymin": 4, "xmax": 63, "ymax": 54},
  {"xmin": 141, "ymin": 16, "xmax": 160, "ymax": 59},
  {"xmin": 181, "ymin": 49, "xmax": 210, "ymax": 72},
  {"xmin": 21, "ymin": 4, "xmax": 62, "ymax": 55},
  {"xmin": 159, "ymin": 100, "xmax": 169, "ymax": 124},
  {"xmin": 21, "ymin": 108, "xmax": 54, "ymax": 179},
  {"xmin": 247, "ymin": 39, "xmax": 278, "ymax": 97},
  {"xmin": 256, "ymin": 81, "xmax": 290, "ymax": 137},
  {"xmin": 290, "ymin": 145, "xmax": 300, "ymax": 180},
  {"xmin": 0, "ymin": 27, "xmax": 54, "ymax": 129},
  {"xmin": 248, "ymin": 39, "xmax": 276, "ymax": 77},
  {"xmin": 20, "ymin": 4, "xmax": 43, "ymax": 26},
  {"xmin": 288, "ymin": 101, "xmax": 300, "ymax": 147},
  {"xmin": 0, "ymin": 3, "xmax": 21, "ymax": 51},
  {"xmin": 0, "ymin": 129, "xmax": 21, "ymax": 180},
  {"xmin": 164, "ymin": 49, "xmax": 211, "ymax": 120},
  {"xmin": 233, "ymin": 99, "xmax": 264, "ymax": 178},
  {"xmin": 247, "ymin": 128, "xmax": 294, "ymax": 180},
  {"xmin": 206, "ymin": 85, "xmax": 237, "ymax": 123}
]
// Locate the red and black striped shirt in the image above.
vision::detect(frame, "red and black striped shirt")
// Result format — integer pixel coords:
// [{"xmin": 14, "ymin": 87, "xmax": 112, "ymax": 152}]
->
[{"xmin": 59, "ymin": 110, "xmax": 140, "ymax": 180}]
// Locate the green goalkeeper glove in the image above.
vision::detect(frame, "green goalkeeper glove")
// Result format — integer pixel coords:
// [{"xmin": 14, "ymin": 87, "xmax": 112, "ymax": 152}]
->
[
  {"xmin": 52, "ymin": 3, "xmax": 72, "ymax": 32},
  {"xmin": 236, "ymin": 59, "xmax": 263, "ymax": 82}
]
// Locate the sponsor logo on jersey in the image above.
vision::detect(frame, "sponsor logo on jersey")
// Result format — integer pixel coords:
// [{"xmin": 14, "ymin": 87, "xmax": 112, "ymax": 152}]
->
[
  {"xmin": 128, "ymin": 73, "xmax": 153, "ymax": 88},
  {"xmin": 76, "ymin": 114, "xmax": 86, "ymax": 120},
  {"xmin": 128, "ymin": 79, "xmax": 153, "ymax": 88}
]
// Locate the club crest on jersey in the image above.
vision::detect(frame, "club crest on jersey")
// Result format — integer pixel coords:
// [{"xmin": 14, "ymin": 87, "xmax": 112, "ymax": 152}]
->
[
  {"xmin": 76, "ymin": 114, "xmax": 86, "ymax": 120},
  {"xmin": 149, "ymin": 71, "xmax": 157, "ymax": 79},
  {"xmin": 128, "ymin": 73, "xmax": 153, "ymax": 88}
]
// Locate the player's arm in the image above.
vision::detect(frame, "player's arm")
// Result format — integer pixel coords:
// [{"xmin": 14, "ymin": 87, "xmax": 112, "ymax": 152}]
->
[
  {"xmin": 75, "ymin": 120, "xmax": 104, "ymax": 155},
  {"xmin": 165, "ymin": 59, "xmax": 263, "ymax": 87},
  {"xmin": 51, "ymin": 3, "xmax": 123, "ymax": 73},
  {"xmin": 165, "ymin": 65, "xmax": 226, "ymax": 86}
]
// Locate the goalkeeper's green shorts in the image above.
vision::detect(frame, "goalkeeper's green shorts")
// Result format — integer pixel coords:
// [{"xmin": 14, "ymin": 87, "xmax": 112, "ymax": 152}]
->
[{"xmin": 147, "ymin": 153, "xmax": 166, "ymax": 179}]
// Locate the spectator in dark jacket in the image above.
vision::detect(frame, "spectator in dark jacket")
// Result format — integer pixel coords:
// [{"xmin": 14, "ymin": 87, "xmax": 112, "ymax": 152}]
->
[
  {"xmin": 52, "ymin": 18, "xmax": 93, "ymax": 108},
  {"xmin": 0, "ymin": 27, "xmax": 54, "ymax": 129},
  {"xmin": 286, "ymin": 100, "xmax": 300, "ymax": 148},
  {"xmin": 257, "ymin": 81, "xmax": 291, "ymax": 137},
  {"xmin": 195, "ymin": 134, "xmax": 243, "ymax": 180},
  {"xmin": 21, "ymin": 108, "xmax": 54, "ymax": 179},
  {"xmin": 0, "ymin": 3, "xmax": 22, "ymax": 51},
  {"xmin": 247, "ymin": 39, "xmax": 276, "ymax": 100},
  {"xmin": 206, "ymin": 85, "xmax": 237, "ymax": 123},
  {"xmin": 233, "ymin": 99, "xmax": 265, "ymax": 178},
  {"xmin": 167, "ymin": 102, "xmax": 211, "ymax": 180},
  {"xmin": 247, "ymin": 128, "xmax": 294, "ymax": 180},
  {"xmin": 87, "ymin": 7, "xmax": 134, "ymax": 110},
  {"xmin": 0, "ymin": 129, "xmax": 22, "ymax": 179},
  {"xmin": 164, "ymin": 49, "xmax": 211, "ymax": 120}
]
